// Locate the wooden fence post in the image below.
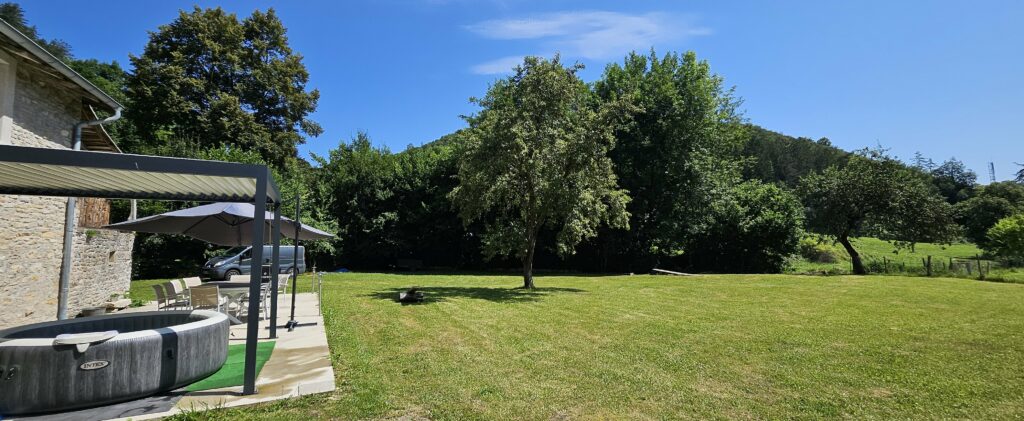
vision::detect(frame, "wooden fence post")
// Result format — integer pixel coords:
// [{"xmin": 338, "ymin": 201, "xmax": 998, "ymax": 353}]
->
[
  {"xmin": 926, "ymin": 255, "xmax": 932, "ymax": 277},
  {"xmin": 976, "ymin": 254, "xmax": 985, "ymax": 280}
]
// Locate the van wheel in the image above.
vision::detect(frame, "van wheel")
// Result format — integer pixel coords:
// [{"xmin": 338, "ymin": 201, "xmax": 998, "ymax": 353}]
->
[{"xmin": 224, "ymin": 269, "xmax": 241, "ymax": 279}]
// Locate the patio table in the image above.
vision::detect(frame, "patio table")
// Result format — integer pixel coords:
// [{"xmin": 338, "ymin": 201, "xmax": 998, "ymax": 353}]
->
[{"xmin": 205, "ymin": 281, "xmax": 267, "ymax": 323}]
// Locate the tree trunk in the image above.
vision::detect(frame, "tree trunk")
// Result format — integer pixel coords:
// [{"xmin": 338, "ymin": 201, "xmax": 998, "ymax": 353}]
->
[
  {"xmin": 522, "ymin": 230, "xmax": 538, "ymax": 289},
  {"xmin": 838, "ymin": 235, "xmax": 866, "ymax": 275}
]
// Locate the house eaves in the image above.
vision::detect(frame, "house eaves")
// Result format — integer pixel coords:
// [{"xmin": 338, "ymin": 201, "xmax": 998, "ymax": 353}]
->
[{"xmin": 0, "ymin": 18, "xmax": 123, "ymax": 112}]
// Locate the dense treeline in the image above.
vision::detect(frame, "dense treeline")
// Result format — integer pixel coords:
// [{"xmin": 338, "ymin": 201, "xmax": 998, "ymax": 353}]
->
[
  {"xmin": 742, "ymin": 126, "xmax": 849, "ymax": 186},
  {"xmin": 3, "ymin": 4, "xmax": 1019, "ymax": 278}
]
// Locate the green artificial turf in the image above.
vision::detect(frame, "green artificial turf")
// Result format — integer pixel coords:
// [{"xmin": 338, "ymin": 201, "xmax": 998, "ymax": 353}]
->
[
  {"xmin": 186, "ymin": 341, "xmax": 276, "ymax": 392},
  {"xmin": 154, "ymin": 273, "xmax": 1024, "ymax": 420}
]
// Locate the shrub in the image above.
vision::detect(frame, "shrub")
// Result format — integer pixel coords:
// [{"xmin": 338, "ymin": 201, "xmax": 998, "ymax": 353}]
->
[
  {"xmin": 985, "ymin": 214, "xmax": 1024, "ymax": 265},
  {"xmin": 798, "ymin": 236, "xmax": 841, "ymax": 263},
  {"xmin": 684, "ymin": 181, "xmax": 804, "ymax": 273}
]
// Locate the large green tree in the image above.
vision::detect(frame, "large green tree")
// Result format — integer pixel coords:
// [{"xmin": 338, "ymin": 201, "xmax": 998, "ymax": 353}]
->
[
  {"xmin": 912, "ymin": 155, "xmax": 977, "ymax": 204},
  {"xmin": 799, "ymin": 150, "xmax": 959, "ymax": 274},
  {"xmin": 128, "ymin": 7, "xmax": 321, "ymax": 167},
  {"xmin": 312, "ymin": 132, "xmax": 476, "ymax": 270},
  {"xmin": 452, "ymin": 56, "xmax": 630, "ymax": 288},
  {"xmin": 593, "ymin": 50, "xmax": 746, "ymax": 270},
  {"xmin": 954, "ymin": 181, "xmax": 1024, "ymax": 246}
]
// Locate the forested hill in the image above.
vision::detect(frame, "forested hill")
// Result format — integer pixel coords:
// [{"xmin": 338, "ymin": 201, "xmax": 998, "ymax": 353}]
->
[
  {"xmin": 415, "ymin": 124, "xmax": 851, "ymax": 188},
  {"xmin": 741, "ymin": 125, "xmax": 850, "ymax": 186}
]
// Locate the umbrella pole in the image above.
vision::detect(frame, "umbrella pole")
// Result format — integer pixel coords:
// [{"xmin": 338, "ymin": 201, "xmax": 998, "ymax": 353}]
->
[
  {"xmin": 284, "ymin": 194, "xmax": 317, "ymax": 332},
  {"xmin": 269, "ymin": 203, "xmax": 282, "ymax": 339}
]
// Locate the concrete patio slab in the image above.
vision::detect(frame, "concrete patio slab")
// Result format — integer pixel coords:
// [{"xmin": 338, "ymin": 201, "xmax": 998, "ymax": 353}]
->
[{"xmin": 55, "ymin": 291, "xmax": 334, "ymax": 420}]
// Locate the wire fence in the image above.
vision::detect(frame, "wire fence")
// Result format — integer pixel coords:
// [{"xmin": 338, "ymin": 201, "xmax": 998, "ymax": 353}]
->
[{"xmin": 864, "ymin": 254, "xmax": 999, "ymax": 279}]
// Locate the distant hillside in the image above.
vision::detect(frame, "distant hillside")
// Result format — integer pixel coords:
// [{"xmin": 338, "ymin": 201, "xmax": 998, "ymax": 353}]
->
[
  {"xmin": 741, "ymin": 125, "xmax": 850, "ymax": 186},
  {"xmin": 416, "ymin": 125, "xmax": 852, "ymax": 188}
]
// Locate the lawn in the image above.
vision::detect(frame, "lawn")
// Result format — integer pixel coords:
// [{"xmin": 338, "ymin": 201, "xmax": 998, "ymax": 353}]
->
[
  {"xmin": 127, "ymin": 278, "xmax": 174, "ymax": 303},
  {"xmin": 789, "ymin": 237, "xmax": 1024, "ymax": 283},
  {"xmin": 151, "ymin": 273, "xmax": 1024, "ymax": 420}
]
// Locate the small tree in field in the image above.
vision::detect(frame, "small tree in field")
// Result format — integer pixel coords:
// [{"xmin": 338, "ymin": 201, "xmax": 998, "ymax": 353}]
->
[
  {"xmin": 985, "ymin": 214, "xmax": 1024, "ymax": 265},
  {"xmin": 452, "ymin": 56, "xmax": 630, "ymax": 288},
  {"xmin": 799, "ymin": 150, "xmax": 959, "ymax": 274}
]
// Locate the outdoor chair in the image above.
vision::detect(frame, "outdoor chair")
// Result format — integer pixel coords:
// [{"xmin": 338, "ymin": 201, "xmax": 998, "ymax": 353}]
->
[
  {"xmin": 237, "ymin": 284, "xmax": 271, "ymax": 320},
  {"xmin": 279, "ymin": 274, "xmax": 290, "ymax": 295},
  {"xmin": 182, "ymin": 276, "xmax": 202, "ymax": 288},
  {"xmin": 163, "ymin": 280, "xmax": 189, "ymax": 308},
  {"xmin": 152, "ymin": 284, "xmax": 170, "ymax": 310},
  {"xmin": 152, "ymin": 284, "xmax": 186, "ymax": 310},
  {"xmin": 160, "ymin": 281, "xmax": 182, "ymax": 308},
  {"xmin": 189, "ymin": 285, "xmax": 226, "ymax": 313}
]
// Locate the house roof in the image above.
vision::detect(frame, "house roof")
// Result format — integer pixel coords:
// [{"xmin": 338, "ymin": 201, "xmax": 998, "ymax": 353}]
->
[
  {"xmin": 0, "ymin": 145, "xmax": 280, "ymax": 203},
  {"xmin": 0, "ymin": 18, "xmax": 123, "ymax": 112}
]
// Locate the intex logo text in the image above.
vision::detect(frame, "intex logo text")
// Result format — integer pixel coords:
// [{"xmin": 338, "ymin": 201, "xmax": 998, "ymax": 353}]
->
[{"xmin": 79, "ymin": 360, "xmax": 110, "ymax": 370}]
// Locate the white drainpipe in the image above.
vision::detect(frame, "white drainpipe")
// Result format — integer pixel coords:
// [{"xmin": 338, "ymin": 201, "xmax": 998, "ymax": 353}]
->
[{"xmin": 57, "ymin": 107, "xmax": 122, "ymax": 320}]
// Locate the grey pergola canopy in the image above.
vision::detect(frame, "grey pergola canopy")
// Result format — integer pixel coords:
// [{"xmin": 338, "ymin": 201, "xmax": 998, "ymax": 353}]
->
[
  {"xmin": 0, "ymin": 145, "xmax": 279, "ymax": 202},
  {"xmin": 0, "ymin": 144, "xmax": 284, "ymax": 396}
]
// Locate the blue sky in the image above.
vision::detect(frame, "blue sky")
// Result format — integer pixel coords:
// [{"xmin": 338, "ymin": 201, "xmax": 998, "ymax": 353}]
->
[{"xmin": 19, "ymin": 0, "xmax": 1024, "ymax": 181}]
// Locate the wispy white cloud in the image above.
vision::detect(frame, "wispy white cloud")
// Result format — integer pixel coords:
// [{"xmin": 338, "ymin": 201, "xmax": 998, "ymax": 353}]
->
[
  {"xmin": 467, "ymin": 11, "xmax": 709, "ymax": 74},
  {"xmin": 470, "ymin": 55, "xmax": 530, "ymax": 75}
]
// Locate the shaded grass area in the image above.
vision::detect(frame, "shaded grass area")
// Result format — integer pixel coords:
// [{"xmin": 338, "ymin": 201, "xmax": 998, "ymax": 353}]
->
[
  {"xmin": 160, "ymin": 273, "xmax": 1024, "ymax": 420},
  {"xmin": 186, "ymin": 341, "xmax": 276, "ymax": 392}
]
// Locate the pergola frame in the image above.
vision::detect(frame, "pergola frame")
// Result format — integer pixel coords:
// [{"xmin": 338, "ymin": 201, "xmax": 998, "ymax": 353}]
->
[{"xmin": 0, "ymin": 144, "xmax": 285, "ymax": 395}]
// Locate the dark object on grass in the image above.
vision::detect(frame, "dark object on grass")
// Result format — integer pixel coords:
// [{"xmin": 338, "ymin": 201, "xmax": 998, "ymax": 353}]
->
[{"xmin": 398, "ymin": 287, "xmax": 425, "ymax": 303}]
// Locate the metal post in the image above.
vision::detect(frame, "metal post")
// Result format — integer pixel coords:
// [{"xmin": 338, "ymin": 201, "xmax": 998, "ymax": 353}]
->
[
  {"xmin": 281, "ymin": 194, "xmax": 318, "ymax": 331},
  {"xmin": 269, "ymin": 203, "xmax": 282, "ymax": 339},
  {"xmin": 286, "ymin": 195, "xmax": 301, "ymax": 331},
  {"xmin": 242, "ymin": 174, "xmax": 268, "ymax": 396},
  {"xmin": 56, "ymin": 197, "xmax": 76, "ymax": 320}
]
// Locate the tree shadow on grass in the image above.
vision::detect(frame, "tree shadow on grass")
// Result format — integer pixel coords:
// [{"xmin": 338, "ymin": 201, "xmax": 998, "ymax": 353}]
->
[{"xmin": 365, "ymin": 286, "xmax": 586, "ymax": 305}]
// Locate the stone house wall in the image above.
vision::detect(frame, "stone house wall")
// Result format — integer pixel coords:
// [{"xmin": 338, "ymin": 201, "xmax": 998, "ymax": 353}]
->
[
  {"xmin": 0, "ymin": 54, "xmax": 134, "ymax": 329},
  {"xmin": 67, "ymin": 227, "xmax": 135, "ymax": 316}
]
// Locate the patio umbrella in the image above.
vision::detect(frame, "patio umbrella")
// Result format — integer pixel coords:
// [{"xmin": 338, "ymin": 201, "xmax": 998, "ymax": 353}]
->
[{"xmin": 104, "ymin": 202, "xmax": 334, "ymax": 246}]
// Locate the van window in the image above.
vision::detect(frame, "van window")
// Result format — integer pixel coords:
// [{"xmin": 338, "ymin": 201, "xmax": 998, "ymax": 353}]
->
[{"xmin": 218, "ymin": 246, "xmax": 248, "ymax": 257}]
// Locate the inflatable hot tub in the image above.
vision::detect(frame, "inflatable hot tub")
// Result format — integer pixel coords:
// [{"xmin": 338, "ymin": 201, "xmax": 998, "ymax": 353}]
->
[{"xmin": 0, "ymin": 310, "xmax": 229, "ymax": 415}]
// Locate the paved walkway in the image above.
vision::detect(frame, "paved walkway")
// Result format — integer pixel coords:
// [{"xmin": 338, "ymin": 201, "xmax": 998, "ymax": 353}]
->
[{"xmin": 111, "ymin": 291, "xmax": 334, "ymax": 420}]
